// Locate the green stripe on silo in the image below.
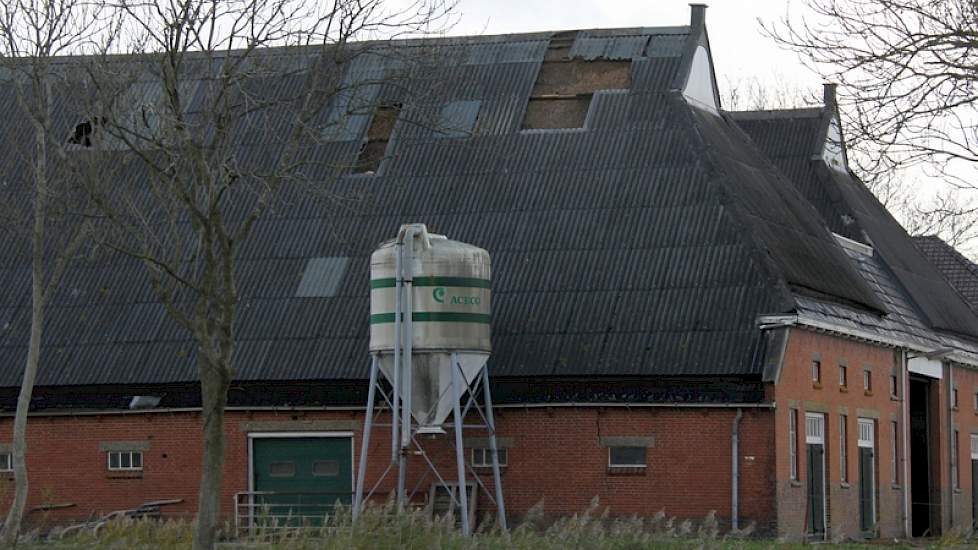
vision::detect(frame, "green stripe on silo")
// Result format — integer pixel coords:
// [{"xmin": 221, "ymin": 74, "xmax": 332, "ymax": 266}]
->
[
  {"xmin": 370, "ymin": 277, "xmax": 490, "ymax": 289},
  {"xmin": 369, "ymin": 312, "xmax": 491, "ymax": 324}
]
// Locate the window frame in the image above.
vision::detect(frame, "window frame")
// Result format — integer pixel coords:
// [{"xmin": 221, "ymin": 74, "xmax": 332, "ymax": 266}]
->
[
  {"xmin": 839, "ymin": 364, "xmax": 848, "ymax": 388},
  {"xmin": 471, "ymin": 447, "xmax": 508, "ymax": 468},
  {"xmin": 812, "ymin": 360, "xmax": 822, "ymax": 384},
  {"xmin": 952, "ymin": 429, "xmax": 960, "ymax": 489},
  {"xmin": 106, "ymin": 450, "xmax": 143, "ymax": 472},
  {"xmin": 0, "ymin": 452, "xmax": 11, "ymax": 473},
  {"xmin": 890, "ymin": 421, "xmax": 899, "ymax": 485},
  {"xmin": 607, "ymin": 446, "xmax": 647, "ymax": 468},
  {"xmin": 863, "ymin": 369, "xmax": 872, "ymax": 392}
]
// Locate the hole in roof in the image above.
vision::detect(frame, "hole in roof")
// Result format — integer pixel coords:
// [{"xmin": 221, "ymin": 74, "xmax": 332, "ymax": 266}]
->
[
  {"xmin": 353, "ymin": 103, "xmax": 401, "ymax": 174},
  {"xmin": 522, "ymin": 33, "xmax": 632, "ymax": 130},
  {"xmin": 68, "ymin": 117, "xmax": 106, "ymax": 147}
]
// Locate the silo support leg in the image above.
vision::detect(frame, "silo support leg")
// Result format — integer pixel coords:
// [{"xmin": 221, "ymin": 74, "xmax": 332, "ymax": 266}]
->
[
  {"xmin": 450, "ymin": 353, "xmax": 470, "ymax": 535},
  {"xmin": 482, "ymin": 367, "xmax": 507, "ymax": 531},
  {"xmin": 354, "ymin": 355, "xmax": 379, "ymax": 521}
]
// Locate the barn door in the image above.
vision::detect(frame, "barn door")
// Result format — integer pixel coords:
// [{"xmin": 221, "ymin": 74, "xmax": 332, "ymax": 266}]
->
[
  {"xmin": 858, "ymin": 419, "xmax": 876, "ymax": 533},
  {"xmin": 806, "ymin": 413, "xmax": 826, "ymax": 538}
]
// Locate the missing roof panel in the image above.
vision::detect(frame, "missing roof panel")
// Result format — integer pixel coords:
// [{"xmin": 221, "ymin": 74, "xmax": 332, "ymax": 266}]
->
[
  {"xmin": 354, "ymin": 103, "xmax": 401, "ymax": 174},
  {"xmin": 522, "ymin": 34, "xmax": 633, "ymax": 131}
]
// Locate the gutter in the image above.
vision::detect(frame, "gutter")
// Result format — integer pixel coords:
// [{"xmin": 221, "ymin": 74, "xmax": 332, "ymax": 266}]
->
[
  {"xmin": 2, "ymin": 402, "xmax": 774, "ymax": 418},
  {"xmin": 731, "ymin": 407, "xmax": 743, "ymax": 531},
  {"xmin": 757, "ymin": 314, "xmax": 978, "ymax": 369},
  {"xmin": 901, "ymin": 350, "xmax": 910, "ymax": 538}
]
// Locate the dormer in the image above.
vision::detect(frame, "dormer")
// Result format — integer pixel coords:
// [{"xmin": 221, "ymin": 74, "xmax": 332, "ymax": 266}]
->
[{"xmin": 819, "ymin": 84, "xmax": 850, "ymax": 173}]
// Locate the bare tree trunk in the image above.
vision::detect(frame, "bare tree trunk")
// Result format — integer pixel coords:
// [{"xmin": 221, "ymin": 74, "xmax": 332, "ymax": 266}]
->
[
  {"xmin": 1, "ymin": 120, "xmax": 48, "ymax": 546},
  {"xmin": 192, "ymin": 353, "xmax": 232, "ymax": 550}
]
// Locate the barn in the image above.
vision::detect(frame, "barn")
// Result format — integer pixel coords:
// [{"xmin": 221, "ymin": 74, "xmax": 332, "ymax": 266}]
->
[{"xmin": 1, "ymin": 4, "xmax": 977, "ymax": 541}]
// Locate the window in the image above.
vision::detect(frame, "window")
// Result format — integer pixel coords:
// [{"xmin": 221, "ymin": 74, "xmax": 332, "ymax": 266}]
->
[
  {"xmin": 890, "ymin": 375, "xmax": 899, "ymax": 398},
  {"xmin": 472, "ymin": 447, "xmax": 508, "ymax": 467},
  {"xmin": 312, "ymin": 460, "xmax": 339, "ymax": 477},
  {"xmin": 107, "ymin": 450, "xmax": 143, "ymax": 471},
  {"xmin": 608, "ymin": 446, "xmax": 646, "ymax": 468},
  {"xmin": 840, "ymin": 415, "xmax": 848, "ymax": 483},
  {"xmin": 789, "ymin": 408, "xmax": 799, "ymax": 481},
  {"xmin": 863, "ymin": 369, "xmax": 872, "ymax": 392},
  {"xmin": 952, "ymin": 388, "xmax": 959, "ymax": 409},
  {"xmin": 839, "ymin": 365, "xmax": 848, "ymax": 388},
  {"xmin": 0, "ymin": 453, "xmax": 11, "ymax": 473},
  {"xmin": 269, "ymin": 461, "xmax": 295, "ymax": 478},
  {"xmin": 974, "ymin": 391, "xmax": 978, "ymax": 411},
  {"xmin": 812, "ymin": 360, "xmax": 822, "ymax": 384},
  {"xmin": 890, "ymin": 421, "xmax": 899, "ymax": 485},
  {"xmin": 952, "ymin": 430, "xmax": 960, "ymax": 489}
]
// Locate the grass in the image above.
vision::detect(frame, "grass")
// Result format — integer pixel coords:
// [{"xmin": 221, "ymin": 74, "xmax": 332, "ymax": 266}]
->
[{"xmin": 15, "ymin": 499, "xmax": 976, "ymax": 549}]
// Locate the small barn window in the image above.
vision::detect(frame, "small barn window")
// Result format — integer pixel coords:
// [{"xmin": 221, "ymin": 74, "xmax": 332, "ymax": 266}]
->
[
  {"xmin": 268, "ymin": 461, "xmax": 296, "ymax": 478},
  {"xmin": 107, "ymin": 450, "xmax": 143, "ymax": 471},
  {"xmin": 354, "ymin": 103, "xmax": 401, "ymax": 174},
  {"xmin": 0, "ymin": 453, "xmax": 11, "ymax": 472},
  {"xmin": 789, "ymin": 408, "xmax": 798, "ymax": 480},
  {"xmin": 811, "ymin": 360, "xmax": 821, "ymax": 385},
  {"xmin": 839, "ymin": 364, "xmax": 848, "ymax": 388},
  {"xmin": 863, "ymin": 369, "xmax": 872, "ymax": 393},
  {"xmin": 471, "ymin": 447, "xmax": 507, "ymax": 467},
  {"xmin": 839, "ymin": 415, "xmax": 848, "ymax": 483},
  {"xmin": 608, "ymin": 446, "xmax": 646, "ymax": 468},
  {"xmin": 312, "ymin": 460, "xmax": 339, "ymax": 477}
]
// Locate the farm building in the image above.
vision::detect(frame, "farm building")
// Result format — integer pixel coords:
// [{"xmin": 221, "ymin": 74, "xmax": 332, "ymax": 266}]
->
[{"xmin": 1, "ymin": 4, "xmax": 978, "ymax": 541}]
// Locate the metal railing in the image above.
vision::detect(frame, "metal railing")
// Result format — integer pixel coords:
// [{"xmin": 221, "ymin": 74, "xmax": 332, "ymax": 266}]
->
[{"xmin": 233, "ymin": 491, "xmax": 352, "ymax": 538}]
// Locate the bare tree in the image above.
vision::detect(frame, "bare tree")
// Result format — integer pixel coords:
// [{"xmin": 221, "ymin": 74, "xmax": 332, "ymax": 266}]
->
[
  {"xmin": 73, "ymin": 1, "xmax": 455, "ymax": 548},
  {"xmin": 764, "ymin": 0, "xmax": 978, "ymax": 183},
  {"xmin": 0, "ymin": 1, "xmax": 118, "ymax": 542},
  {"xmin": 721, "ymin": 74, "xmax": 819, "ymax": 112}
]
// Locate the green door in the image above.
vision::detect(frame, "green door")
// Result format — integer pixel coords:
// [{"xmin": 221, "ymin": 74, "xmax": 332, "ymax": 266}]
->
[{"xmin": 251, "ymin": 437, "xmax": 353, "ymax": 526}]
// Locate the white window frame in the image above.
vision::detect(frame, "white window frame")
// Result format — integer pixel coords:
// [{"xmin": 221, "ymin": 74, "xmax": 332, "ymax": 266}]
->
[
  {"xmin": 970, "ymin": 434, "xmax": 978, "ymax": 461},
  {"xmin": 839, "ymin": 415, "xmax": 848, "ymax": 483},
  {"xmin": 812, "ymin": 360, "xmax": 821, "ymax": 384},
  {"xmin": 805, "ymin": 413, "xmax": 825, "ymax": 445},
  {"xmin": 858, "ymin": 418, "xmax": 874, "ymax": 449},
  {"xmin": 789, "ymin": 408, "xmax": 799, "ymax": 480},
  {"xmin": 839, "ymin": 365, "xmax": 847, "ymax": 388},
  {"xmin": 107, "ymin": 450, "xmax": 143, "ymax": 472},
  {"xmin": 863, "ymin": 369, "xmax": 872, "ymax": 392},
  {"xmin": 471, "ymin": 447, "xmax": 508, "ymax": 467},
  {"xmin": 952, "ymin": 429, "xmax": 960, "ymax": 489},
  {"xmin": 607, "ymin": 446, "xmax": 647, "ymax": 468},
  {"xmin": 0, "ymin": 452, "xmax": 11, "ymax": 473}
]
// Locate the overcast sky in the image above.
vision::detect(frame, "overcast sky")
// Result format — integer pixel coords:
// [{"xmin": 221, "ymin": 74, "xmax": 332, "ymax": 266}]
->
[{"xmin": 448, "ymin": 0, "xmax": 823, "ymax": 105}]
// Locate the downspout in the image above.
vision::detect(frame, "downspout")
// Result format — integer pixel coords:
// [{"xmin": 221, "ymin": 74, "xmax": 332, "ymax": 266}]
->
[
  {"xmin": 944, "ymin": 361, "xmax": 948, "ymax": 529},
  {"xmin": 731, "ymin": 407, "xmax": 743, "ymax": 531},
  {"xmin": 901, "ymin": 350, "xmax": 910, "ymax": 538}
]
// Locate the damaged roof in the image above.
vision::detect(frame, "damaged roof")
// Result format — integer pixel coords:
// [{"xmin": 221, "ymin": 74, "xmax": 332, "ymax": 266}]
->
[{"xmin": 0, "ymin": 14, "xmax": 955, "ymax": 393}]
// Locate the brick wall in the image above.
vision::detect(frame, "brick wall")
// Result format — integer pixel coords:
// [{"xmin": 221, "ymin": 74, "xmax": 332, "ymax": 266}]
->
[
  {"xmin": 774, "ymin": 328, "xmax": 905, "ymax": 541},
  {"xmin": 948, "ymin": 364, "xmax": 978, "ymax": 532},
  {"xmin": 0, "ymin": 405, "xmax": 776, "ymax": 532}
]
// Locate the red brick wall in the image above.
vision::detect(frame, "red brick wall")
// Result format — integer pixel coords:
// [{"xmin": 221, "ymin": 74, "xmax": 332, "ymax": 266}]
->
[
  {"xmin": 774, "ymin": 328, "xmax": 904, "ymax": 540},
  {"xmin": 948, "ymin": 364, "xmax": 978, "ymax": 531},
  {"xmin": 0, "ymin": 405, "xmax": 776, "ymax": 532}
]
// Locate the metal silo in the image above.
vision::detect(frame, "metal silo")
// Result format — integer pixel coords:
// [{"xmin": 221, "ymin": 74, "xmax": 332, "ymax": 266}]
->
[{"xmin": 354, "ymin": 224, "xmax": 505, "ymax": 535}]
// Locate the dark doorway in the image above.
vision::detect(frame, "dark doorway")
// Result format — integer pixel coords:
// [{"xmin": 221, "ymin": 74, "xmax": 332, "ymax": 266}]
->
[
  {"xmin": 972, "ymin": 457, "xmax": 978, "ymax": 531},
  {"xmin": 910, "ymin": 376, "xmax": 935, "ymax": 536},
  {"xmin": 857, "ymin": 418, "xmax": 876, "ymax": 534},
  {"xmin": 807, "ymin": 442, "xmax": 826, "ymax": 537}
]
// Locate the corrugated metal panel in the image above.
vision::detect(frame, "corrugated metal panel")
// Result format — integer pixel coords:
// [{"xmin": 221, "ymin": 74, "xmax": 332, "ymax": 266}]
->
[{"xmin": 435, "ymin": 100, "xmax": 481, "ymax": 138}]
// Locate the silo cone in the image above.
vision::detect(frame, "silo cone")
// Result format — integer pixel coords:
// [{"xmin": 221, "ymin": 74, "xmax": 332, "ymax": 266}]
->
[{"xmin": 377, "ymin": 352, "xmax": 488, "ymax": 429}]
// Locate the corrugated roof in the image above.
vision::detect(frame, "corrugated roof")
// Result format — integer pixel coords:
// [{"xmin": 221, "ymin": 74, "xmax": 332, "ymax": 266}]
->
[
  {"xmin": 914, "ymin": 236, "xmax": 978, "ymax": 313},
  {"xmin": 734, "ymin": 108, "xmax": 978, "ymax": 340},
  {"xmin": 0, "ymin": 25, "xmax": 932, "ymax": 390}
]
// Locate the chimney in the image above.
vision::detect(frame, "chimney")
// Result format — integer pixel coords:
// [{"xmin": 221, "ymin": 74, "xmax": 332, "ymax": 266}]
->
[
  {"xmin": 690, "ymin": 4, "xmax": 708, "ymax": 29},
  {"xmin": 823, "ymin": 83, "xmax": 837, "ymax": 108}
]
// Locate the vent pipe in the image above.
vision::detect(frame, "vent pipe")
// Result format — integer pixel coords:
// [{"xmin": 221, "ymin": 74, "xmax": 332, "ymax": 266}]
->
[{"xmin": 689, "ymin": 3, "xmax": 707, "ymax": 29}]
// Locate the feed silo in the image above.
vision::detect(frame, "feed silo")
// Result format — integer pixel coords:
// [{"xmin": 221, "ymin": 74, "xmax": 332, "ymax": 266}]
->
[{"xmin": 354, "ymin": 224, "xmax": 505, "ymax": 535}]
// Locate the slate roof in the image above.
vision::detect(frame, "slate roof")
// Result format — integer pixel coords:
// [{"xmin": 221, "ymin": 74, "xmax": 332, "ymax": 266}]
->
[
  {"xmin": 0, "ymin": 21, "xmax": 924, "ymax": 392},
  {"xmin": 914, "ymin": 235, "xmax": 978, "ymax": 313}
]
